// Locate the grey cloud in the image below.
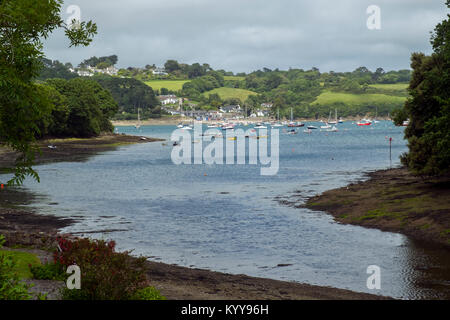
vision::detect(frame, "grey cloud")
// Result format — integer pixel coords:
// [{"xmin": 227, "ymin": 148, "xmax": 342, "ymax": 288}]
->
[{"xmin": 43, "ymin": 0, "xmax": 448, "ymax": 72}]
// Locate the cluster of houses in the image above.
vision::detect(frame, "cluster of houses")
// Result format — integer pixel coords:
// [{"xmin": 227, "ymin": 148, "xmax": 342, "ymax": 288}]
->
[
  {"xmin": 71, "ymin": 65, "xmax": 119, "ymax": 77},
  {"xmin": 159, "ymin": 95, "xmax": 273, "ymax": 120}
]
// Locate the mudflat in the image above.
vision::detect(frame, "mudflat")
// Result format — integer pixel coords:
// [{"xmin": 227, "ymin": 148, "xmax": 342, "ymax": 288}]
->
[{"xmin": 304, "ymin": 167, "xmax": 450, "ymax": 248}]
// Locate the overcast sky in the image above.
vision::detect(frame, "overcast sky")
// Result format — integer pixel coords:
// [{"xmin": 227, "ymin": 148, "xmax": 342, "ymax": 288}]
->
[{"xmin": 43, "ymin": 0, "xmax": 448, "ymax": 73}]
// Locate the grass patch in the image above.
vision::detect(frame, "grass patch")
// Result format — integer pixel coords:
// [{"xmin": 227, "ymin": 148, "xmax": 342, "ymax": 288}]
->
[
  {"xmin": 203, "ymin": 87, "xmax": 257, "ymax": 101},
  {"xmin": 144, "ymin": 80, "xmax": 190, "ymax": 91},
  {"xmin": 312, "ymin": 91, "xmax": 406, "ymax": 106},
  {"xmin": 0, "ymin": 250, "xmax": 41, "ymax": 279},
  {"xmin": 368, "ymin": 83, "xmax": 409, "ymax": 91}
]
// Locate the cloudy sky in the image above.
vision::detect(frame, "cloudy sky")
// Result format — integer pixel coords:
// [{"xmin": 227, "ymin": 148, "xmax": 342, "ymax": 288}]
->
[{"xmin": 43, "ymin": 0, "xmax": 448, "ymax": 73}]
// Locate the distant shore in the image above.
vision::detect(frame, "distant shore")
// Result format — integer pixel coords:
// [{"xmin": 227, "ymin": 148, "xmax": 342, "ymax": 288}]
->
[
  {"xmin": 0, "ymin": 133, "xmax": 163, "ymax": 169},
  {"xmin": 111, "ymin": 117, "xmax": 393, "ymax": 127},
  {"xmin": 303, "ymin": 167, "xmax": 450, "ymax": 248},
  {"xmin": 0, "ymin": 133, "xmax": 388, "ymax": 300}
]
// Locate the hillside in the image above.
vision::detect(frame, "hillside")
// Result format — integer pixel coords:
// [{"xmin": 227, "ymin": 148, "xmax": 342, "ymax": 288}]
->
[
  {"xmin": 203, "ymin": 87, "xmax": 257, "ymax": 102},
  {"xmin": 312, "ymin": 91, "xmax": 407, "ymax": 106},
  {"xmin": 144, "ymin": 80, "xmax": 190, "ymax": 91}
]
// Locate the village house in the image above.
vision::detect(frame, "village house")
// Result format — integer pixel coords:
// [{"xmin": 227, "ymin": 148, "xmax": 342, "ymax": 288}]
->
[
  {"xmin": 220, "ymin": 105, "xmax": 242, "ymax": 113},
  {"xmin": 158, "ymin": 95, "xmax": 180, "ymax": 105},
  {"xmin": 152, "ymin": 67, "xmax": 168, "ymax": 76}
]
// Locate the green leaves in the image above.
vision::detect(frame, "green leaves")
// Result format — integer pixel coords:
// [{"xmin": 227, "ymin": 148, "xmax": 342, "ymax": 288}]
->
[{"xmin": 0, "ymin": 0, "xmax": 97, "ymax": 185}]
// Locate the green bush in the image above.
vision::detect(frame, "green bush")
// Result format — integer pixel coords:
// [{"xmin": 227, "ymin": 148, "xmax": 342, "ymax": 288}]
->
[
  {"xmin": 129, "ymin": 286, "xmax": 166, "ymax": 300},
  {"xmin": 0, "ymin": 234, "xmax": 32, "ymax": 300},
  {"xmin": 30, "ymin": 262, "xmax": 66, "ymax": 281}
]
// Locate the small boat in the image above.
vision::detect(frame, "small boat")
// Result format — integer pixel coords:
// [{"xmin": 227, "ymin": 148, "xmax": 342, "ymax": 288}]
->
[
  {"xmin": 272, "ymin": 123, "xmax": 284, "ymax": 128},
  {"xmin": 180, "ymin": 125, "xmax": 193, "ymax": 130},
  {"xmin": 402, "ymin": 120, "xmax": 410, "ymax": 126},
  {"xmin": 357, "ymin": 120, "xmax": 372, "ymax": 126},
  {"xmin": 321, "ymin": 111, "xmax": 332, "ymax": 129},
  {"xmin": 307, "ymin": 125, "xmax": 318, "ymax": 130},
  {"xmin": 287, "ymin": 129, "xmax": 298, "ymax": 135},
  {"xmin": 221, "ymin": 124, "xmax": 235, "ymax": 130},
  {"xmin": 304, "ymin": 129, "xmax": 312, "ymax": 134},
  {"xmin": 207, "ymin": 123, "xmax": 218, "ymax": 128},
  {"xmin": 326, "ymin": 126, "xmax": 338, "ymax": 132},
  {"xmin": 254, "ymin": 125, "xmax": 268, "ymax": 129},
  {"xmin": 288, "ymin": 122, "xmax": 305, "ymax": 127},
  {"xmin": 177, "ymin": 123, "xmax": 184, "ymax": 128}
]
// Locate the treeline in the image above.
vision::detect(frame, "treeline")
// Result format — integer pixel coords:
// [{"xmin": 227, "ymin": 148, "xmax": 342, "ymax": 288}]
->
[
  {"xmin": 37, "ymin": 78, "xmax": 118, "ymax": 138},
  {"xmin": 393, "ymin": 0, "xmax": 450, "ymax": 177},
  {"xmin": 38, "ymin": 59, "xmax": 161, "ymax": 120},
  {"xmin": 181, "ymin": 72, "xmax": 224, "ymax": 97},
  {"xmin": 92, "ymin": 75, "xmax": 161, "ymax": 119},
  {"xmin": 37, "ymin": 58, "xmax": 78, "ymax": 81},
  {"xmin": 79, "ymin": 55, "xmax": 118, "ymax": 69},
  {"xmin": 233, "ymin": 67, "xmax": 411, "ymax": 118}
]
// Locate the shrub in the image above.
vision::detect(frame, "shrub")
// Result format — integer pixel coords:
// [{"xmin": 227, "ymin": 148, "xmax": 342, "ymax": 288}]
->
[
  {"xmin": 30, "ymin": 262, "xmax": 66, "ymax": 281},
  {"xmin": 0, "ymin": 234, "xmax": 32, "ymax": 300},
  {"xmin": 129, "ymin": 286, "xmax": 166, "ymax": 300},
  {"xmin": 55, "ymin": 237, "xmax": 149, "ymax": 300}
]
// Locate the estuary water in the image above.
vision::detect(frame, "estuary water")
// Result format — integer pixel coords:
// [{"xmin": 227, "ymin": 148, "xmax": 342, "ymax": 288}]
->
[{"xmin": 12, "ymin": 121, "xmax": 450, "ymax": 299}]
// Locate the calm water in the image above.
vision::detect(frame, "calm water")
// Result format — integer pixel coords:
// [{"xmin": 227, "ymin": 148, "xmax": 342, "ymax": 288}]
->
[{"xmin": 10, "ymin": 121, "xmax": 450, "ymax": 299}]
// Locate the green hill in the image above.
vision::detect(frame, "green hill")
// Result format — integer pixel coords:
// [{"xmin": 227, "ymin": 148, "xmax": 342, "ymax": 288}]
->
[
  {"xmin": 203, "ymin": 87, "xmax": 257, "ymax": 102},
  {"xmin": 312, "ymin": 91, "xmax": 407, "ymax": 106},
  {"xmin": 144, "ymin": 80, "xmax": 190, "ymax": 91}
]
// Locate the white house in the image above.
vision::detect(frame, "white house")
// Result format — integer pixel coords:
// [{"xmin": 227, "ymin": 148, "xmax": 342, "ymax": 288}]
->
[
  {"xmin": 159, "ymin": 95, "xmax": 180, "ymax": 105},
  {"xmin": 77, "ymin": 69, "xmax": 94, "ymax": 77},
  {"xmin": 153, "ymin": 67, "xmax": 168, "ymax": 76}
]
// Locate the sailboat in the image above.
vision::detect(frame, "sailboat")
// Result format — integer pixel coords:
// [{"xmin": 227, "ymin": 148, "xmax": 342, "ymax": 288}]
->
[
  {"xmin": 373, "ymin": 107, "xmax": 380, "ymax": 124},
  {"xmin": 135, "ymin": 108, "xmax": 141, "ymax": 129},
  {"xmin": 321, "ymin": 111, "xmax": 332, "ymax": 129},
  {"xmin": 288, "ymin": 108, "xmax": 304, "ymax": 127},
  {"xmin": 328, "ymin": 109, "xmax": 338, "ymax": 125},
  {"xmin": 272, "ymin": 107, "xmax": 284, "ymax": 127}
]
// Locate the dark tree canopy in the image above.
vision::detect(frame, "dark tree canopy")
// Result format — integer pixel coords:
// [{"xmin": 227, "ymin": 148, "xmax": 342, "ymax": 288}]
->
[
  {"xmin": 93, "ymin": 76, "xmax": 159, "ymax": 114},
  {"xmin": 0, "ymin": 0, "xmax": 97, "ymax": 185},
  {"xmin": 396, "ymin": 0, "xmax": 450, "ymax": 176}
]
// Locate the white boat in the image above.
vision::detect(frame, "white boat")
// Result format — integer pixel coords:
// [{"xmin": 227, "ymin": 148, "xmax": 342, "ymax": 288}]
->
[
  {"xmin": 328, "ymin": 109, "xmax": 338, "ymax": 125},
  {"xmin": 326, "ymin": 125, "xmax": 338, "ymax": 132},
  {"xmin": 321, "ymin": 110, "xmax": 333, "ymax": 129},
  {"xmin": 307, "ymin": 125, "xmax": 318, "ymax": 130},
  {"xmin": 254, "ymin": 123, "xmax": 267, "ymax": 129}
]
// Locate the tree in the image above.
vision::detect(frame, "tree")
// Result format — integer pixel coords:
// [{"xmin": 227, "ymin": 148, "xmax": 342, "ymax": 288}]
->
[
  {"xmin": 399, "ymin": 0, "xmax": 450, "ymax": 176},
  {"xmin": 0, "ymin": 0, "xmax": 97, "ymax": 185},
  {"xmin": 164, "ymin": 60, "xmax": 180, "ymax": 73},
  {"xmin": 46, "ymin": 78, "xmax": 116, "ymax": 137}
]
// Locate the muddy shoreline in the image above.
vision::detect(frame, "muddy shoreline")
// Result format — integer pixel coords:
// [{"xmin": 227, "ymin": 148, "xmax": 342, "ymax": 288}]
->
[
  {"xmin": 303, "ymin": 167, "xmax": 450, "ymax": 248},
  {"xmin": 0, "ymin": 134, "xmax": 387, "ymax": 300}
]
